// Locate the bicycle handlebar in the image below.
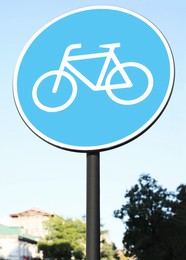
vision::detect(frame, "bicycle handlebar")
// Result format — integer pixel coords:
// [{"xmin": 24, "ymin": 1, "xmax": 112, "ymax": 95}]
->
[{"xmin": 64, "ymin": 44, "xmax": 82, "ymax": 57}]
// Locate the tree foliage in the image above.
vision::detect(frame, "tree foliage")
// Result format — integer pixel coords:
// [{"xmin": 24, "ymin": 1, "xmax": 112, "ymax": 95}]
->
[
  {"xmin": 100, "ymin": 238, "xmax": 118, "ymax": 260},
  {"xmin": 114, "ymin": 173, "xmax": 186, "ymax": 260},
  {"xmin": 39, "ymin": 214, "xmax": 119, "ymax": 259},
  {"xmin": 45, "ymin": 215, "xmax": 86, "ymax": 246},
  {"xmin": 169, "ymin": 184, "xmax": 186, "ymax": 259},
  {"xmin": 38, "ymin": 241, "xmax": 72, "ymax": 260},
  {"xmin": 39, "ymin": 215, "xmax": 86, "ymax": 259}
]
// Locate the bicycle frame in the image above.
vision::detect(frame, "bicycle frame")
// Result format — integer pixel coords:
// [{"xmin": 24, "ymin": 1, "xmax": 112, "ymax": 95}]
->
[
  {"xmin": 52, "ymin": 43, "xmax": 132, "ymax": 93},
  {"xmin": 32, "ymin": 42, "xmax": 153, "ymax": 112}
]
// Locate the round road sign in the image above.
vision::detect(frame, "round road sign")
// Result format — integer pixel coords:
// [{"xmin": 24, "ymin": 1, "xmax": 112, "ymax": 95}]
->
[{"xmin": 13, "ymin": 6, "xmax": 174, "ymax": 152}]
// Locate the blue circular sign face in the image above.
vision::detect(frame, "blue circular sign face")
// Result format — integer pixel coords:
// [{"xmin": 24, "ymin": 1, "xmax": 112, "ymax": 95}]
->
[{"xmin": 13, "ymin": 6, "xmax": 174, "ymax": 152}]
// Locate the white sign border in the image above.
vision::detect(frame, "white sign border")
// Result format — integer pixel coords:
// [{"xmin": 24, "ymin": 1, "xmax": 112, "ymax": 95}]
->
[{"xmin": 13, "ymin": 6, "xmax": 175, "ymax": 152}]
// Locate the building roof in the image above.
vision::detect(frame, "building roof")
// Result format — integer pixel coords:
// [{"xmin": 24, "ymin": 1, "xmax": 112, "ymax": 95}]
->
[
  {"xmin": 0, "ymin": 224, "xmax": 21, "ymax": 236},
  {"xmin": 10, "ymin": 207, "xmax": 54, "ymax": 217},
  {"xmin": 0, "ymin": 224, "xmax": 37, "ymax": 243},
  {"xmin": 19, "ymin": 233, "xmax": 37, "ymax": 244}
]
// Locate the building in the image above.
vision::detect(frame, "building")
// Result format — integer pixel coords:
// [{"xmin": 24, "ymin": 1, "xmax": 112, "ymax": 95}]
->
[
  {"xmin": 0, "ymin": 208, "xmax": 55, "ymax": 260},
  {"xmin": 0, "ymin": 223, "xmax": 41, "ymax": 259},
  {"xmin": 8, "ymin": 208, "xmax": 54, "ymax": 240}
]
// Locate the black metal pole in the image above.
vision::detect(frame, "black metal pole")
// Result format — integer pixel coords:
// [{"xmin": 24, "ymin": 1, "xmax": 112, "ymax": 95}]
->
[{"xmin": 86, "ymin": 152, "xmax": 100, "ymax": 260}]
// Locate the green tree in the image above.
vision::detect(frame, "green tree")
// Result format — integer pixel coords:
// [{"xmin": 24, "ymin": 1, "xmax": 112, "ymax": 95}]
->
[
  {"xmin": 100, "ymin": 239, "xmax": 118, "ymax": 260},
  {"xmin": 169, "ymin": 185, "xmax": 186, "ymax": 259},
  {"xmin": 114, "ymin": 174, "xmax": 175, "ymax": 260},
  {"xmin": 38, "ymin": 241, "xmax": 72, "ymax": 260},
  {"xmin": 39, "ymin": 215, "xmax": 86, "ymax": 259},
  {"xmin": 100, "ymin": 227, "xmax": 119, "ymax": 260}
]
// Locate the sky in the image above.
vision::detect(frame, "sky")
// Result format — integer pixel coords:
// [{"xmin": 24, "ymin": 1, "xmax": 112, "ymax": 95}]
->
[{"xmin": 0, "ymin": 0, "xmax": 185, "ymax": 248}]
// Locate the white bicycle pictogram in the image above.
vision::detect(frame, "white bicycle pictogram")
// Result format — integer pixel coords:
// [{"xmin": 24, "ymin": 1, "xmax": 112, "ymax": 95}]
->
[{"xmin": 32, "ymin": 43, "xmax": 153, "ymax": 112}]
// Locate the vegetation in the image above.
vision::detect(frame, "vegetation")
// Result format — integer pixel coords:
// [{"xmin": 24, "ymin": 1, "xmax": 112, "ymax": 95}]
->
[
  {"xmin": 100, "ymin": 232, "xmax": 119, "ymax": 260},
  {"xmin": 38, "ymin": 215, "xmax": 86, "ymax": 259},
  {"xmin": 39, "ymin": 215, "xmax": 118, "ymax": 259},
  {"xmin": 114, "ymin": 173, "xmax": 186, "ymax": 260}
]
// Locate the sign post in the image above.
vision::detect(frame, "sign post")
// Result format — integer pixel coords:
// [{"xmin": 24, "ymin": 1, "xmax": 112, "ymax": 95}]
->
[
  {"xmin": 13, "ymin": 6, "xmax": 175, "ymax": 260},
  {"xmin": 86, "ymin": 152, "xmax": 100, "ymax": 260}
]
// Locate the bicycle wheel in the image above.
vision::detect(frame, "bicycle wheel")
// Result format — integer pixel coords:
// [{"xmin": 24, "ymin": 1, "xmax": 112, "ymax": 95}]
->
[
  {"xmin": 106, "ymin": 62, "xmax": 153, "ymax": 105},
  {"xmin": 32, "ymin": 70, "xmax": 77, "ymax": 112}
]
